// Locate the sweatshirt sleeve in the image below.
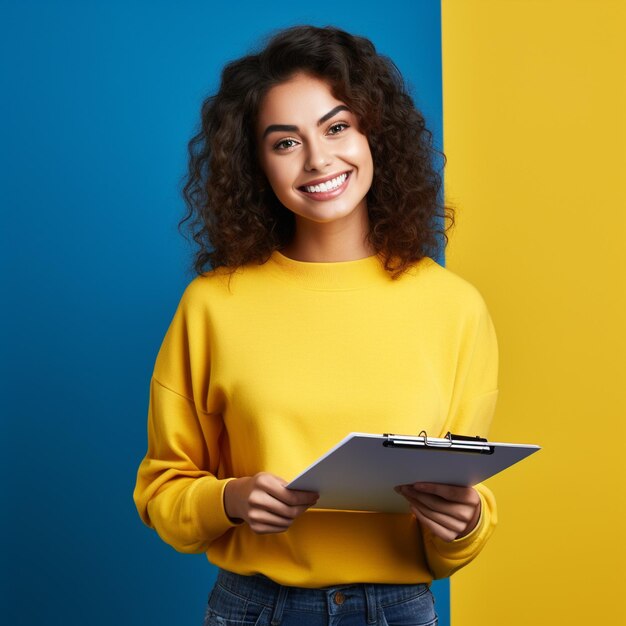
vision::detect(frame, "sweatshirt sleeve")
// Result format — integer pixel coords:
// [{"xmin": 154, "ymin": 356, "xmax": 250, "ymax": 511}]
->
[
  {"xmin": 422, "ymin": 291, "xmax": 499, "ymax": 579},
  {"xmin": 133, "ymin": 281, "xmax": 239, "ymax": 553}
]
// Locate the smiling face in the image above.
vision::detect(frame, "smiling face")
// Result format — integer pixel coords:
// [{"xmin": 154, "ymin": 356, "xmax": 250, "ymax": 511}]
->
[{"xmin": 256, "ymin": 73, "xmax": 374, "ymax": 243}]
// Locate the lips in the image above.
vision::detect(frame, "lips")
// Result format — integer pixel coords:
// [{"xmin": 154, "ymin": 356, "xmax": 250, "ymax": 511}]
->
[
  {"xmin": 297, "ymin": 170, "xmax": 351, "ymax": 191},
  {"xmin": 296, "ymin": 171, "xmax": 352, "ymax": 201}
]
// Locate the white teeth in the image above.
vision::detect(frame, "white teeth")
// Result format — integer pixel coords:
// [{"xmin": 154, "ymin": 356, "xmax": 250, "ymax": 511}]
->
[{"xmin": 304, "ymin": 173, "xmax": 348, "ymax": 193}]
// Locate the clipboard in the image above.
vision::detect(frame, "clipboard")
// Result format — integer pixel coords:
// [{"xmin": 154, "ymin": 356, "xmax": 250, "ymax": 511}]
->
[{"xmin": 287, "ymin": 431, "xmax": 540, "ymax": 513}]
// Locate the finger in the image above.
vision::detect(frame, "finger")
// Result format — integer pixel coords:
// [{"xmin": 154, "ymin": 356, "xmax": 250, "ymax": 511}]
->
[
  {"xmin": 258, "ymin": 474, "xmax": 319, "ymax": 506},
  {"xmin": 399, "ymin": 486, "xmax": 482, "ymax": 539},
  {"xmin": 397, "ymin": 487, "xmax": 476, "ymax": 524},
  {"xmin": 247, "ymin": 507, "xmax": 296, "ymax": 529},
  {"xmin": 411, "ymin": 504, "xmax": 460, "ymax": 543},
  {"xmin": 249, "ymin": 524, "xmax": 292, "ymax": 535},
  {"xmin": 408, "ymin": 498, "xmax": 469, "ymax": 536},
  {"xmin": 247, "ymin": 517, "xmax": 294, "ymax": 534},
  {"xmin": 409, "ymin": 483, "xmax": 479, "ymax": 505},
  {"xmin": 249, "ymin": 490, "xmax": 313, "ymax": 520},
  {"xmin": 278, "ymin": 487, "xmax": 320, "ymax": 506}
]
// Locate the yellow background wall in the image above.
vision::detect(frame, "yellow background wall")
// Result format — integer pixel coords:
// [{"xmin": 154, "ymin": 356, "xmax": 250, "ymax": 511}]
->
[{"xmin": 441, "ymin": 1, "xmax": 626, "ymax": 623}]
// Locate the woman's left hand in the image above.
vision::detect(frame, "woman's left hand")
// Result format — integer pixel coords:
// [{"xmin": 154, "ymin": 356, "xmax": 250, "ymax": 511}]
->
[{"xmin": 395, "ymin": 483, "xmax": 481, "ymax": 543}]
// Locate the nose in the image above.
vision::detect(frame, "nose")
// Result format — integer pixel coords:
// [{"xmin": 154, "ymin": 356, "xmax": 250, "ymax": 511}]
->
[{"xmin": 304, "ymin": 138, "xmax": 332, "ymax": 172}]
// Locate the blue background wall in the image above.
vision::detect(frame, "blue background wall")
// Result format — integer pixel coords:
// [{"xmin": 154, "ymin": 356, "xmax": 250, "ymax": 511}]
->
[{"xmin": 1, "ymin": 2, "xmax": 446, "ymax": 624}]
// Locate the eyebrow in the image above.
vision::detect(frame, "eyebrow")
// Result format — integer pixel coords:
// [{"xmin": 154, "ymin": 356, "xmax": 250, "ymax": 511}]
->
[{"xmin": 261, "ymin": 105, "xmax": 350, "ymax": 139}]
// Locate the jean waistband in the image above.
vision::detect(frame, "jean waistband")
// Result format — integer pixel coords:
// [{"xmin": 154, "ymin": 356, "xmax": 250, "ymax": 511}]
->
[{"xmin": 214, "ymin": 569, "xmax": 430, "ymax": 626}]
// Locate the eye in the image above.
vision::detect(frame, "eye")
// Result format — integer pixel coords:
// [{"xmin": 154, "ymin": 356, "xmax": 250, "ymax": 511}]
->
[
  {"xmin": 272, "ymin": 137, "xmax": 299, "ymax": 151},
  {"xmin": 328, "ymin": 122, "xmax": 349, "ymax": 135}
]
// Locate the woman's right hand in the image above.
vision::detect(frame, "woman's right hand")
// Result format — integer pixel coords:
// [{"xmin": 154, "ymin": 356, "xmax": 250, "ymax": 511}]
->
[{"xmin": 224, "ymin": 473, "xmax": 319, "ymax": 534}]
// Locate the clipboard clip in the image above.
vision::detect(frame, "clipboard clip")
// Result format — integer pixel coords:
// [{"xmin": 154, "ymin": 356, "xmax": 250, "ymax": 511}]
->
[{"xmin": 382, "ymin": 430, "xmax": 494, "ymax": 455}]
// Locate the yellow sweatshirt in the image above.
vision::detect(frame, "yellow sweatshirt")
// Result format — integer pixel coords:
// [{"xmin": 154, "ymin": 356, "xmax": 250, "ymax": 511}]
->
[{"xmin": 133, "ymin": 251, "xmax": 499, "ymax": 586}]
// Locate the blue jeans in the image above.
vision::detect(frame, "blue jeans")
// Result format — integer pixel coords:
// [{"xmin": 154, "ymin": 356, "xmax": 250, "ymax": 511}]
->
[{"xmin": 204, "ymin": 569, "xmax": 438, "ymax": 626}]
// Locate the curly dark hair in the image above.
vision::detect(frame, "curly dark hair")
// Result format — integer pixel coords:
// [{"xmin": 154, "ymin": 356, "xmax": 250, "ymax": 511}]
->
[{"xmin": 180, "ymin": 25, "xmax": 453, "ymax": 277}]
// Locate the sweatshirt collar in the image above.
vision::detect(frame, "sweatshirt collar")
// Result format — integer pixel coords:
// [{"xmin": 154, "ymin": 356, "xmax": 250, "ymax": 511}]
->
[{"xmin": 266, "ymin": 249, "xmax": 393, "ymax": 291}]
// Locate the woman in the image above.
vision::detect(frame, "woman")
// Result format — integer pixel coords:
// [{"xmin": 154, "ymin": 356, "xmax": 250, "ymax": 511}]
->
[{"xmin": 134, "ymin": 25, "xmax": 498, "ymax": 626}]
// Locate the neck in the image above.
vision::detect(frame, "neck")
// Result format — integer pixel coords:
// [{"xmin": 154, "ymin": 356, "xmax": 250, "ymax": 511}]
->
[{"xmin": 282, "ymin": 210, "xmax": 374, "ymax": 263}]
